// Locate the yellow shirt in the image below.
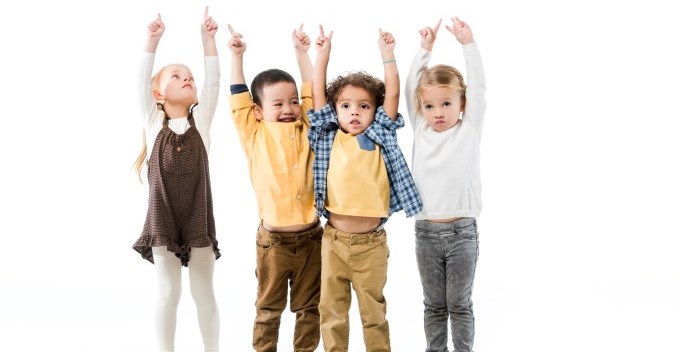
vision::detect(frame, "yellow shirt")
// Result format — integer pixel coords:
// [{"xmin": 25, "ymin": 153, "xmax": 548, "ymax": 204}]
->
[
  {"xmin": 229, "ymin": 83, "xmax": 316, "ymax": 227},
  {"xmin": 326, "ymin": 130, "xmax": 390, "ymax": 217}
]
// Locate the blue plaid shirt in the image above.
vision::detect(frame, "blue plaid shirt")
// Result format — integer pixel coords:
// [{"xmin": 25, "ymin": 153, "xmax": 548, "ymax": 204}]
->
[{"xmin": 308, "ymin": 103, "xmax": 422, "ymax": 220}]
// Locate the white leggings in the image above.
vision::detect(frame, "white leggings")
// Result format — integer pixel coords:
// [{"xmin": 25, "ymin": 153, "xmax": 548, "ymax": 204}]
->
[{"xmin": 152, "ymin": 246, "xmax": 219, "ymax": 352}]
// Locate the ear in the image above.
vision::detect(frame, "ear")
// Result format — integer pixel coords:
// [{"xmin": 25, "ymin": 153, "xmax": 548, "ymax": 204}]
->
[
  {"xmin": 253, "ymin": 104, "xmax": 263, "ymax": 120},
  {"xmin": 153, "ymin": 89, "xmax": 165, "ymax": 102}
]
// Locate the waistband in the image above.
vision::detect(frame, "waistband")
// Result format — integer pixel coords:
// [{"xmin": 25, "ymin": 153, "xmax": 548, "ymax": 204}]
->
[
  {"xmin": 257, "ymin": 221, "xmax": 323, "ymax": 244},
  {"xmin": 415, "ymin": 218, "xmax": 476, "ymax": 232},
  {"xmin": 323, "ymin": 223, "xmax": 386, "ymax": 245}
]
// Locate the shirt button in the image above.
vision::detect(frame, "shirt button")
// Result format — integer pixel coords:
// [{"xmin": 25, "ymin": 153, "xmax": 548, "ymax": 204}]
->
[
  {"xmin": 176, "ymin": 147, "xmax": 181, "ymax": 152},
  {"xmin": 293, "ymin": 164, "xmax": 298, "ymax": 169},
  {"xmin": 296, "ymin": 194, "xmax": 301, "ymax": 200},
  {"xmin": 290, "ymin": 134, "xmax": 294, "ymax": 139}
]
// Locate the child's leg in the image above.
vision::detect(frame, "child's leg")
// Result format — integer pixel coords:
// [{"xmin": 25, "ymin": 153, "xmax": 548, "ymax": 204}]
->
[
  {"xmin": 445, "ymin": 218, "xmax": 479, "ymax": 352},
  {"xmin": 253, "ymin": 226, "xmax": 293, "ymax": 352},
  {"xmin": 152, "ymin": 246, "xmax": 182, "ymax": 352},
  {"xmin": 349, "ymin": 229, "xmax": 390, "ymax": 352},
  {"xmin": 415, "ymin": 221, "xmax": 449, "ymax": 352},
  {"xmin": 319, "ymin": 225, "xmax": 353, "ymax": 352},
  {"xmin": 288, "ymin": 226, "xmax": 323, "ymax": 352},
  {"xmin": 188, "ymin": 246, "xmax": 219, "ymax": 352}
]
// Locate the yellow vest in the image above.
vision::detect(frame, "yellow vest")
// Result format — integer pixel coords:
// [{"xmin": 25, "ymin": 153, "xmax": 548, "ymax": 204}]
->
[{"xmin": 326, "ymin": 130, "xmax": 389, "ymax": 217}]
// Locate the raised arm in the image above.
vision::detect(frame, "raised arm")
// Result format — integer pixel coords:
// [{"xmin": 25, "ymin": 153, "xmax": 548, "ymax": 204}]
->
[
  {"xmin": 405, "ymin": 19, "xmax": 441, "ymax": 124},
  {"xmin": 293, "ymin": 24, "xmax": 313, "ymax": 83},
  {"xmin": 379, "ymin": 29, "xmax": 398, "ymax": 120},
  {"xmin": 447, "ymin": 17, "xmax": 485, "ymax": 128},
  {"xmin": 141, "ymin": 14, "xmax": 164, "ymax": 122},
  {"xmin": 201, "ymin": 6, "xmax": 218, "ymax": 56},
  {"xmin": 228, "ymin": 24, "xmax": 246, "ymax": 85},
  {"xmin": 313, "ymin": 25, "xmax": 333, "ymax": 111}
]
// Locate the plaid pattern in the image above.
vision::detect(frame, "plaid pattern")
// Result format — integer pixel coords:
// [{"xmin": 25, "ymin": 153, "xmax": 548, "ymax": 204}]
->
[{"xmin": 308, "ymin": 103, "xmax": 422, "ymax": 220}]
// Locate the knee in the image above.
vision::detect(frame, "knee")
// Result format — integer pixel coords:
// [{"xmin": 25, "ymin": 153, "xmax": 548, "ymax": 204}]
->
[{"xmin": 158, "ymin": 285, "xmax": 182, "ymax": 305}]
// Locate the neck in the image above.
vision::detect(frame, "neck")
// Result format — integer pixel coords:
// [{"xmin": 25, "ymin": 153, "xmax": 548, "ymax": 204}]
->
[{"xmin": 163, "ymin": 103, "xmax": 191, "ymax": 119}]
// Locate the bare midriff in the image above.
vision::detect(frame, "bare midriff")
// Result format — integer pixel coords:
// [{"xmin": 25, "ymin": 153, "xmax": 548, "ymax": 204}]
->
[
  {"xmin": 427, "ymin": 217, "xmax": 464, "ymax": 223},
  {"xmin": 263, "ymin": 219, "xmax": 319, "ymax": 233},
  {"xmin": 329, "ymin": 213, "xmax": 382, "ymax": 234}
]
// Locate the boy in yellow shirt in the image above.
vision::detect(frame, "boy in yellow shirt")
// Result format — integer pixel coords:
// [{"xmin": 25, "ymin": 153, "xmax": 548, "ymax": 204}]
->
[{"xmin": 228, "ymin": 24, "xmax": 321, "ymax": 352}]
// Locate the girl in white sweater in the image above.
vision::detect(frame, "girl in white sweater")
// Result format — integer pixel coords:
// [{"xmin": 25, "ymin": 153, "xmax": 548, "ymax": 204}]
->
[{"xmin": 404, "ymin": 17, "xmax": 486, "ymax": 352}]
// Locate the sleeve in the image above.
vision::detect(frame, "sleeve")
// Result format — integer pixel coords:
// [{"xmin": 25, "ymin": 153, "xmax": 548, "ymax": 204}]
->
[
  {"xmin": 374, "ymin": 106, "xmax": 405, "ymax": 132},
  {"xmin": 230, "ymin": 88, "xmax": 258, "ymax": 151},
  {"xmin": 462, "ymin": 43, "xmax": 486, "ymax": 131},
  {"xmin": 140, "ymin": 51, "xmax": 160, "ymax": 129},
  {"xmin": 404, "ymin": 49, "xmax": 432, "ymax": 129},
  {"xmin": 307, "ymin": 103, "xmax": 336, "ymax": 151},
  {"xmin": 299, "ymin": 82, "xmax": 313, "ymax": 127},
  {"xmin": 193, "ymin": 56, "xmax": 221, "ymax": 138}
]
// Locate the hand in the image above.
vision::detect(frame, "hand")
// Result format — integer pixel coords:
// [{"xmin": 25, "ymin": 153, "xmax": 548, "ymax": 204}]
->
[
  {"xmin": 419, "ymin": 18, "xmax": 441, "ymax": 51},
  {"xmin": 292, "ymin": 23, "xmax": 311, "ymax": 53},
  {"xmin": 201, "ymin": 6, "xmax": 218, "ymax": 38},
  {"xmin": 378, "ymin": 28, "xmax": 396, "ymax": 54},
  {"xmin": 147, "ymin": 13, "xmax": 164, "ymax": 39},
  {"xmin": 315, "ymin": 25, "xmax": 333, "ymax": 54},
  {"xmin": 227, "ymin": 24, "xmax": 246, "ymax": 55},
  {"xmin": 445, "ymin": 16, "xmax": 474, "ymax": 45}
]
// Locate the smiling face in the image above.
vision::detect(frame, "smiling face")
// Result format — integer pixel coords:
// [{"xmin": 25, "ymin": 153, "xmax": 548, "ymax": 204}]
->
[
  {"xmin": 419, "ymin": 86, "xmax": 463, "ymax": 132},
  {"xmin": 254, "ymin": 82, "xmax": 301, "ymax": 122},
  {"xmin": 153, "ymin": 64, "xmax": 197, "ymax": 107},
  {"xmin": 335, "ymin": 85, "xmax": 376, "ymax": 135}
]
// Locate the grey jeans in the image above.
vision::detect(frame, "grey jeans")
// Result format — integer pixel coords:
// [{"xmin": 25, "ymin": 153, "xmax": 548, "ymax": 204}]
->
[{"xmin": 415, "ymin": 218, "xmax": 479, "ymax": 352}]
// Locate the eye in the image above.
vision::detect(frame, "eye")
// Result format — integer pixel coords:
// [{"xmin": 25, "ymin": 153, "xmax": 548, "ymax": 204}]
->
[
  {"xmin": 424, "ymin": 104, "xmax": 433, "ymax": 110},
  {"xmin": 443, "ymin": 101, "xmax": 452, "ymax": 107},
  {"xmin": 171, "ymin": 74, "xmax": 180, "ymax": 79},
  {"xmin": 291, "ymin": 99, "xmax": 299, "ymax": 105},
  {"xmin": 340, "ymin": 103, "xmax": 350, "ymax": 109},
  {"xmin": 274, "ymin": 102, "xmax": 283, "ymax": 107},
  {"xmin": 360, "ymin": 103, "xmax": 370, "ymax": 110}
]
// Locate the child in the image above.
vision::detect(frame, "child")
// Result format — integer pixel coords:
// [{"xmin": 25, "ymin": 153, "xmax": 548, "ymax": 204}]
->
[
  {"xmin": 227, "ymin": 24, "xmax": 323, "ymax": 352},
  {"xmin": 132, "ymin": 8, "xmax": 221, "ymax": 352},
  {"xmin": 404, "ymin": 17, "xmax": 486, "ymax": 352},
  {"xmin": 308, "ymin": 26, "xmax": 422, "ymax": 352}
]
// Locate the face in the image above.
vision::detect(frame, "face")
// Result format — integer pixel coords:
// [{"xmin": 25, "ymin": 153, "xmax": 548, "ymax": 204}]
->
[
  {"xmin": 156, "ymin": 65, "xmax": 198, "ymax": 106},
  {"xmin": 255, "ymin": 82, "xmax": 301, "ymax": 122},
  {"xmin": 335, "ymin": 85, "xmax": 376, "ymax": 135},
  {"xmin": 419, "ymin": 86, "xmax": 463, "ymax": 132}
]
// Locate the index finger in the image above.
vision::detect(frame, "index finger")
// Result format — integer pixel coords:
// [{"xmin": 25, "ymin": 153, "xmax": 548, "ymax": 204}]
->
[
  {"xmin": 298, "ymin": 23, "xmax": 304, "ymax": 34},
  {"xmin": 204, "ymin": 6, "xmax": 209, "ymax": 18},
  {"xmin": 157, "ymin": 13, "xmax": 162, "ymax": 21},
  {"xmin": 228, "ymin": 24, "xmax": 236, "ymax": 35},
  {"xmin": 432, "ymin": 18, "xmax": 442, "ymax": 33},
  {"xmin": 319, "ymin": 24, "xmax": 325, "ymax": 37}
]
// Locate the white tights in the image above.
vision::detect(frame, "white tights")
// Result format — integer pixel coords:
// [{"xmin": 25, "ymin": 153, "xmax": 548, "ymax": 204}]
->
[{"xmin": 152, "ymin": 246, "xmax": 219, "ymax": 352}]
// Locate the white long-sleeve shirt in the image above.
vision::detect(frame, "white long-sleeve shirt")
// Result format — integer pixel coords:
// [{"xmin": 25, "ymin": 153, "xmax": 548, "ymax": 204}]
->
[
  {"xmin": 404, "ymin": 43, "xmax": 486, "ymax": 220},
  {"xmin": 140, "ymin": 52, "xmax": 220, "ymax": 158}
]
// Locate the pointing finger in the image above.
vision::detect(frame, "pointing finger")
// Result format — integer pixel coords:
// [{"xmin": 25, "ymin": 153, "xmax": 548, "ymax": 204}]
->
[{"xmin": 433, "ymin": 18, "xmax": 442, "ymax": 33}]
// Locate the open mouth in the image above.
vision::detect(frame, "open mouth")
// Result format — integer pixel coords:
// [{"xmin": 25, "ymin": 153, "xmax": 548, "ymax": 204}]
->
[{"xmin": 279, "ymin": 117, "xmax": 295, "ymax": 122}]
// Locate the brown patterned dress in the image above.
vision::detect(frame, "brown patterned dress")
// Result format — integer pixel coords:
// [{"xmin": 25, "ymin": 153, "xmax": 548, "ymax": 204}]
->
[{"xmin": 133, "ymin": 114, "xmax": 220, "ymax": 266}]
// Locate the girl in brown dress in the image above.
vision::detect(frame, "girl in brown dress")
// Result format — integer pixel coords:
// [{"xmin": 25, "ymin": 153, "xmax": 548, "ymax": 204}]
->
[{"xmin": 132, "ymin": 8, "xmax": 221, "ymax": 352}]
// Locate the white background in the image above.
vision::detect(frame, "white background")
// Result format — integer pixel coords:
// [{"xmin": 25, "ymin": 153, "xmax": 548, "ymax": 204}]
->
[{"xmin": 1, "ymin": 0, "xmax": 679, "ymax": 351}]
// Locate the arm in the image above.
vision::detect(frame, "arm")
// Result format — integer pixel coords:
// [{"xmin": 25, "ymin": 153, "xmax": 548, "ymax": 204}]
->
[
  {"xmin": 312, "ymin": 25, "xmax": 333, "ymax": 111},
  {"xmin": 405, "ymin": 20, "xmax": 441, "ymax": 126},
  {"xmin": 379, "ymin": 29, "xmax": 399, "ymax": 120},
  {"xmin": 141, "ymin": 14, "xmax": 164, "ymax": 125},
  {"xmin": 227, "ymin": 24, "xmax": 257, "ymax": 149},
  {"xmin": 447, "ymin": 17, "xmax": 486, "ymax": 129},
  {"xmin": 196, "ymin": 6, "xmax": 220, "ymax": 131},
  {"xmin": 228, "ymin": 24, "xmax": 246, "ymax": 85},
  {"xmin": 293, "ymin": 24, "xmax": 313, "ymax": 124}
]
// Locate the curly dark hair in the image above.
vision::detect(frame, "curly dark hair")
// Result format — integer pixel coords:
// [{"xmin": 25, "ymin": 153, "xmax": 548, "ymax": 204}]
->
[
  {"xmin": 251, "ymin": 69, "xmax": 297, "ymax": 106},
  {"xmin": 326, "ymin": 71, "xmax": 385, "ymax": 109}
]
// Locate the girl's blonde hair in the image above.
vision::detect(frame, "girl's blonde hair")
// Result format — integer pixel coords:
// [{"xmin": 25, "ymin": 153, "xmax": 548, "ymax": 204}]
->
[
  {"xmin": 415, "ymin": 64, "xmax": 467, "ymax": 115},
  {"xmin": 134, "ymin": 64, "xmax": 192, "ymax": 182}
]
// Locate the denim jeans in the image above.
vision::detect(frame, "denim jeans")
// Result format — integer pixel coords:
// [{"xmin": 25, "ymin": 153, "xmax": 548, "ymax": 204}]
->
[{"xmin": 415, "ymin": 218, "xmax": 479, "ymax": 352}]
